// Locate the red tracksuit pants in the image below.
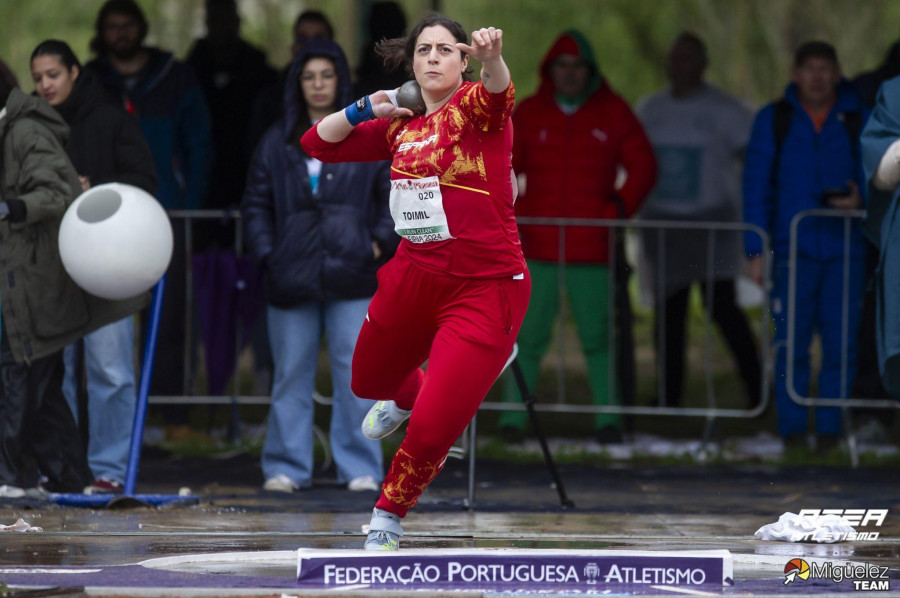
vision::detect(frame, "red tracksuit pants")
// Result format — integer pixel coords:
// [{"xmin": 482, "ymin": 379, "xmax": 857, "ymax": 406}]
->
[{"xmin": 351, "ymin": 255, "xmax": 531, "ymax": 518}]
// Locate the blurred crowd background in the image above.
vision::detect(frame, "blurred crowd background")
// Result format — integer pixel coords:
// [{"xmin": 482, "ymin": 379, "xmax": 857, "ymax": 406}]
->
[{"xmin": 3, "ymin": 0, "xmax": 900, "ymax": 108}]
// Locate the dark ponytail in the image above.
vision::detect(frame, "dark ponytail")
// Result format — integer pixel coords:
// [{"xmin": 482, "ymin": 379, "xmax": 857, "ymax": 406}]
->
[{"xmin": 31, "ymin": 39, "xmax": 82, "ymax": 72}]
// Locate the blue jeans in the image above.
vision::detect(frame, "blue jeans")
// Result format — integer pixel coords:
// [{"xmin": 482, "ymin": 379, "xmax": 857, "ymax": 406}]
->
[
  {"xmin": 63, "ymin": 317, "xmax": 136, "ymax": 483},
  {"xmin": 263, "ymin": 298, "xmax": 383, "ymax": 487},
  {"xmin": 772, "ymin": 257, "xmax": 864, "ymax": 438}
]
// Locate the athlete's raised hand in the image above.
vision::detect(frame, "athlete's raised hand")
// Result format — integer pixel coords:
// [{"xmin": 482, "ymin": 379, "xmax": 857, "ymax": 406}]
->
[
  {"xmin": 458, "ymin": 27, "xmax": 509, "ymax": 93},
  {"xmin": 457, "ymin": 27, "xmax": 503, "ymax": 63}
]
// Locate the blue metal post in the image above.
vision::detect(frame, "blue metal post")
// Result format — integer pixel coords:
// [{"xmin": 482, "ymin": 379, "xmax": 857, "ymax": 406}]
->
[{"xmin": 124, "ymin": 277, "xmax": 166, "ymax": 495}]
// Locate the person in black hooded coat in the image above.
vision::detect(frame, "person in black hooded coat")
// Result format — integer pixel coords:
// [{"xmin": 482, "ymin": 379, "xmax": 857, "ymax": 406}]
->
[
  {"xmin": 32, "ymin": 39, "xmax": 156, "ymax": 494},
  {"xmin": 241, "ymin": 38, "xmax": 396, "ymax": 493}
]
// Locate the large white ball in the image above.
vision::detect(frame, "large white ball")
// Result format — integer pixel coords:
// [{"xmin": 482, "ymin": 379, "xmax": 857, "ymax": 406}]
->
[{"xmin": 59, "ymin": 183, "xmax": 173, "ymax": 300}]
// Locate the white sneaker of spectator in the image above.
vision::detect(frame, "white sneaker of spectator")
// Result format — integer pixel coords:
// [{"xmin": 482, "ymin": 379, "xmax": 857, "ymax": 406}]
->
[
  {"xmin": 263, "ymin": 474, "xmax": 297, "ymax": 493},
  {"xmin": 0, "ymin": 485, "xmax": 25, "ymax": 498},
  {"xmin": 348, "ymin": 475, "xmax": 380, "ymax": 492}
]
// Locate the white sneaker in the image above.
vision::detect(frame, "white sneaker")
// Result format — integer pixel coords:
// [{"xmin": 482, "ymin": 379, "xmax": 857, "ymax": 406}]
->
[
  {"xmin": 362, "ymin": 401, "xmax": 411, "ymax": 440},
  {"xmin": 347, "ymin": 475, "xmax": 380, "ymax": 492},
  {"xmin": 363, "ymin": 508, "xmax": 402, "ymax": 551},
  {"xmin": 263, "ymin": 474, "xmax": 297, "ymax": 493},
  {"xmin": 0, "ymin": 485, "xmax": 25, "ymax": 498}
]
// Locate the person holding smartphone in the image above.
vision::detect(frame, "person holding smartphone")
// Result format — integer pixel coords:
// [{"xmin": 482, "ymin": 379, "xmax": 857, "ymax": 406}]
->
[{"xmin": 743, "ymin": 41, "xmax": 869, "ymax": 452}]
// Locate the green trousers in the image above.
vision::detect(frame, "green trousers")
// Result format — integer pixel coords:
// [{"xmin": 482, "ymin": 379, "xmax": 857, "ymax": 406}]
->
[{"xmin": 501, "ymin": 261, "xmax": 620, "ymax": 430}]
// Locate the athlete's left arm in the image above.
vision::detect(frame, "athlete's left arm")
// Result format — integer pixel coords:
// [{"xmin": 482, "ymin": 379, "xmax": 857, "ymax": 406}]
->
[
  {"xmin": 457, "ymin": 27, "xmax": 510, "ymax": 94},
  {"xmin": 457, "ymin": 28, "xmax": 515, "ymax": 132}
]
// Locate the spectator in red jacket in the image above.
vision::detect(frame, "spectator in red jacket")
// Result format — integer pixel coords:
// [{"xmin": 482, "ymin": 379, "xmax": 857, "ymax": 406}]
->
[{"xmin": 500, "ymin": 30, "xmax": 657, "ymax": 444}]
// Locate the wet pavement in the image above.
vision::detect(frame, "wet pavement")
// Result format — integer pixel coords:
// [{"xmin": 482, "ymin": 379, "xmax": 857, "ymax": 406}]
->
[{"xmin": 0, "ymin": 453, "xmax": 898, "ymax": 596}]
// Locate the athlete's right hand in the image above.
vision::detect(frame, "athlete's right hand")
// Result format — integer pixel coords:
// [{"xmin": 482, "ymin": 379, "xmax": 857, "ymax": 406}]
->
[{"xmin": 370, "ymin": 90, "xmax": 415, "ymax": 119}]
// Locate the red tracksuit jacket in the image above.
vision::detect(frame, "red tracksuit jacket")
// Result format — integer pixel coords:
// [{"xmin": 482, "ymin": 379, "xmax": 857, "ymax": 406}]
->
[{"xmin": 513, "ymin": 34, "xmax": 658, "ymax": 264}]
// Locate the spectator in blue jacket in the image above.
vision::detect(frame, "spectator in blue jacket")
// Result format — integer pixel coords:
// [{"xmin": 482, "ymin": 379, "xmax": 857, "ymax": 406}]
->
[
  {"xmin": 241, "ymin": 38, "xmax": 396, "ymax": 493},
  {"xmin": 85, "ymin": 0, "xmax": 213, "ymax": 432},
  {"xmin": 743, "ymin": 41, "xmax": 868, "ymax": 451}
]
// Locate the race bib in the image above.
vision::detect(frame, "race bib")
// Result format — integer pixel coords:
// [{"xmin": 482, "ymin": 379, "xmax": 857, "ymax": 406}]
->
[{"xmin": 389, "ymin": 176, "xmax": 454, "ymax": 243}]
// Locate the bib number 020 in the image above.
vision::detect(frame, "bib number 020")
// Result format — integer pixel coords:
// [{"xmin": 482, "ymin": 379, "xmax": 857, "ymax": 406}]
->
[{"xmin": 389, "ymin": 176, "xmax": 454, "ymax": 244}]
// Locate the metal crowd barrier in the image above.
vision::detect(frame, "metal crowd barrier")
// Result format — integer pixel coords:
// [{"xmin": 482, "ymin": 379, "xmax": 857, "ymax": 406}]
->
[
  {"xmin": 148, "ymin": 213, "xmax": 775, "ymax": 422},
  {"xmin": 145, "ymin": 210, "xmax": 331, "ymax": 464},
  {"xmin": 478, "ymin": 216, "xmax": 772, "ymax": 420},
  {"xmin": 784, "ymin": 209, "xmax": 899, "ymax": 467},
  {"xmin": 785, "ymin": 209, "xmax": 897, "ymax": 409},
  {"xmin": 146, "ymin": 209, "xmax": 250, "ymax": 407},
  {"xmin": 461, "ymin": 216, "xmax": 772, "ymax": 507},
  {"xmin": 135, "ymin": 209, "xmax": 898, "ymax": 499}
]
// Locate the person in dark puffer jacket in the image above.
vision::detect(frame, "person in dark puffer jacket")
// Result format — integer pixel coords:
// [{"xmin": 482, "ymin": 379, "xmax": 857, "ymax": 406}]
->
[
  {"xmin": 241, "ymin": 38, "xmax": 396, "ymax": 494},
  {"xmin": 31, "ymin": 39, "xmax": 157, "ymax": 495}
]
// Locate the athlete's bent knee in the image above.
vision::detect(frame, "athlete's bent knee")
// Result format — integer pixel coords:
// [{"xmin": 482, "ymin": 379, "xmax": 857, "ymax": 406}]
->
[{"xmin": 350, "ymin": 375, "xmax": 390, "ymax": 401}]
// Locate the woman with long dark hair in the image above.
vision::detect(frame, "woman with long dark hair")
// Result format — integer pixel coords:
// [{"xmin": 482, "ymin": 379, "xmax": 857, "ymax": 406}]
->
[
  {"xmin": 302, "ymin": 14, "xmax": 530, "ymax": 550},
  {"xmin": 242, "ymin": 38, "xmax": 395, "ymax": 495}
]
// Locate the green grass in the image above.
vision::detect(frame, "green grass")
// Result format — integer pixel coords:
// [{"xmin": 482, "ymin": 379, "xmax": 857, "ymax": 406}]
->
[{"xmin": 153, "ymin": 414, "xmax": 900, "ymax": 468}]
